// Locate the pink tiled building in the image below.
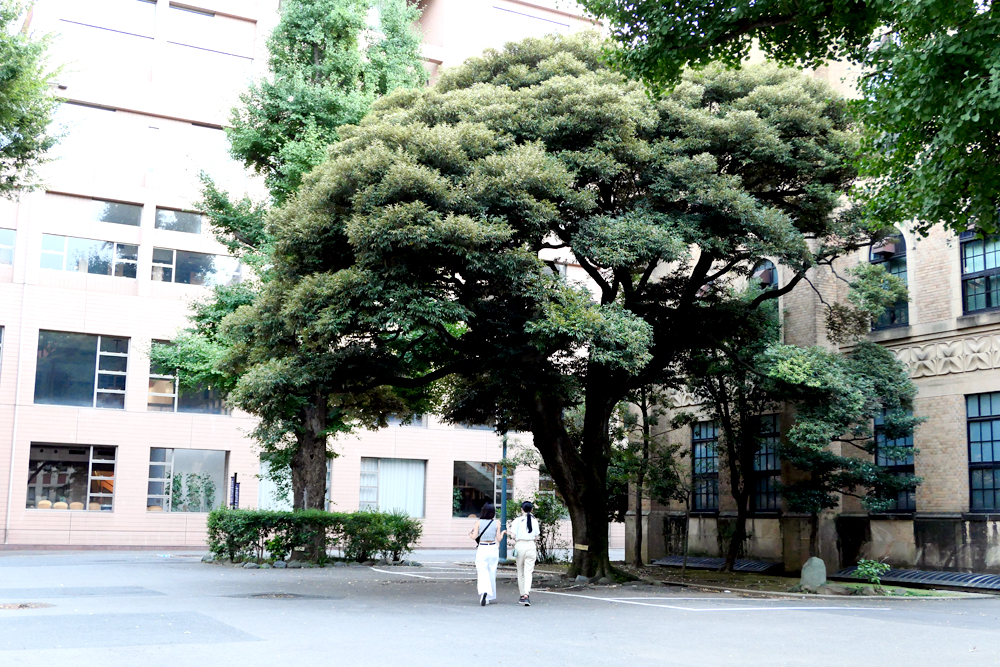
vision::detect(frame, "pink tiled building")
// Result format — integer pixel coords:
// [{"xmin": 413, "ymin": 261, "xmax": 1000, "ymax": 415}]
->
[{"xmin": 0, "ymin": 0, "xmax": 624, "ymax": 551}]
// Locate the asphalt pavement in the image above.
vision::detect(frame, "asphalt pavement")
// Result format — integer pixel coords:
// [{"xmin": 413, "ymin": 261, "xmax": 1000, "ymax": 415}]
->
[{"xmin": 0, "ymin": 550, "xmax": 997, "ymax": 666}]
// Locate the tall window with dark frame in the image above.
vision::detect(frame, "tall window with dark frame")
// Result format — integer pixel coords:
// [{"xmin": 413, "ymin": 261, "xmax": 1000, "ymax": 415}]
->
[
  {"xmin": 692, "ymin": 421, "xmax": 719, "ymax": 511},
  {"xmin": 967, "ymin": 392, "xmax": 1000, "ymax": 511},
  {"xmin": 753, "ymin": 414, "xmax": 781, "ymax": 512},
  {"xmin": 870, "ymin": 232, "xmax": 908, "ymax": 328},
  {"xmin": 961, "ymin": 232, "xmax": 1000, "ymax": 314},
  {"xmin": 874, "ymin": 410, "xmax": 916, "ymax": 512}
]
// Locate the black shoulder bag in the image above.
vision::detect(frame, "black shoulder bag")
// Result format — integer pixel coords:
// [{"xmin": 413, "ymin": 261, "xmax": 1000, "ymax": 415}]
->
[{"xmin": 474, "ymin": 519, "xmax": 494, "ymax": 546}]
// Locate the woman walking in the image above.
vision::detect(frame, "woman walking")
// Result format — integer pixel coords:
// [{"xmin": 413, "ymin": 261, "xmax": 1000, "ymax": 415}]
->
[
  {"xmin": 469, "ymin": 502, "xmax": 505, "ymax": 606},
  {"xmin": 510, "ymin": 501, "xmax": 539, "ymax": 606}
]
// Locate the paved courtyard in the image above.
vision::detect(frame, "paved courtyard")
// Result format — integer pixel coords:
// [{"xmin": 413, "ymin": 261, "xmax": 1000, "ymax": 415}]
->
[{"xmin": 0, "ymin": 550, "xmax": 999, "ymax": 666}]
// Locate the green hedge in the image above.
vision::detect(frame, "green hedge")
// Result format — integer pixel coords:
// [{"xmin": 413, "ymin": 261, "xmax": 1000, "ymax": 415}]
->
[{"xmin": 206, "ymin": 508, "xmax": 423, "ymax": 563}]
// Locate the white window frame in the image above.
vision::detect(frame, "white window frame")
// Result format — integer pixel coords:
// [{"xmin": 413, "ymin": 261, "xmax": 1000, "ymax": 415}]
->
[
  {"xmin": 152, "ymin": 247, "xmax": 176, "ymax": 282},
  {"xmin": 359, "ymin": 457, "xmax": 379, "ymax": 511},
  {"xmin": 154, "ymin": 207, "xmax": 203, "ymax": 235},
  {"xmin": 95, "ymin": 336, "xmax": 129, "ymax": 409}
]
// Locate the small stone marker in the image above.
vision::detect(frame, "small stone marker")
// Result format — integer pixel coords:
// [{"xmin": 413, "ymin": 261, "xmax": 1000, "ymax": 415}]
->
[
  {"xmin": 273, "ymin": 561, "xmax": 287, "ymax": 569},
  {"xmin": 800, "ymin": 557, "xmax": 827, "ymax": 589},
  {"xmin": 574, "ymin": 575, "xmax": 589, "ymax": 585},
  {"xmin": 242, "ymin": 562, "xmax": 258, "ymax": 569}
]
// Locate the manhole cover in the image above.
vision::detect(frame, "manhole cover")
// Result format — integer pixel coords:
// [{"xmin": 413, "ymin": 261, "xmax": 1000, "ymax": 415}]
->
[{"xmin": 0, "ymin": 603, "xmax": 54, "ymax": 610}]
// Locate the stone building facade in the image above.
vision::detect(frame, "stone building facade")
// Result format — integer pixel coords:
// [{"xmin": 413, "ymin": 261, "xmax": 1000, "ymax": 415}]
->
[{"xmin": 630, "ymin": 207, "xmax": 1000, "ymax": 574}]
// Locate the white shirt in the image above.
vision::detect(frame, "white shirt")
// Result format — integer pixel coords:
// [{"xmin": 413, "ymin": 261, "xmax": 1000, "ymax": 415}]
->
[{"xmin": 510, "ymin": 514, "xmax": 539, "ymax": 541}]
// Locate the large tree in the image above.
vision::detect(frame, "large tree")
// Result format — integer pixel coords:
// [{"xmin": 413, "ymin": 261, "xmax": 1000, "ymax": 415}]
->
[
  {"xmin": 152, "ymin": 0, "xmax": 427, "ymax": 514},
  {"xmin": 579, "ymin": 0, "xmax": 1000, "ymax": 235},
  {"xmin": 0, "ymin": 0, "xmax": 60, "ymax": 197},
  {"xmin": 250, "ymin": 34, "xmax": 875, "ymax": 577}
]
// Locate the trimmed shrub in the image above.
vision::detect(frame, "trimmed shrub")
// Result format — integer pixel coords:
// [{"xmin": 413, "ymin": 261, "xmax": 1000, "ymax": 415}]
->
[{"xmin": 207, "ymin": 508, "xmax": 422, "ymax": 563}]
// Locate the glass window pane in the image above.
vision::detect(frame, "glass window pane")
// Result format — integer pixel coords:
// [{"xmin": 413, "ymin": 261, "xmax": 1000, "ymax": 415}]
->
[
  {"xmin": 969, "ymin": 395, "xmax": 981, "ymax": 418},
  {"xmin": 0, "ymin": 228, "xmax": 14, "ymax": 265},
  {"xmin": 34, "ymin": 331, "xmax": 97, "ymax": 407},
  {"xmin": 97, "ymin": 374, "xmax": 126, "ymax": 391},
  {"xmin": 177, "ymin": 384, "xmax": 228, "ymax": 414},
  {"xmin": 174, "ymin": 250, "xmax": 213, "ymax": 285},
  {"xmin": 151, "ymin": 266, "xmax": 173, "ymax": 282},
  {"xmin": 26, "ymin": 445, "xmax": 92, "ymax": 509},
  {"xmin": 98, "ymin": 355, "xmax": 128, "ymax": 372},
  {"xmin": 167, "ymin": 449, "xmax": 227, "ymax": 512},
  {"xmin": 92, "ymin": 200, "xmax": 141, "ymax": 226},
  {"xmin": 150, "ymin": 448, "xmax": 170, "ymax": 463},
  {"xmin": 39, "ymin": 253, "xmax": 63, "ymax": 270},
  {"xmin": 41, "ymin": 234, "xmax": 64, "ymax": 253},
  {"xmin": 453, "ymin": 461, "xmax": 496, "ymax": 517},
  {"xmin": 155, "ymin": 208, "xmax": 202, "ymax": 234},
  {"xmin": 100, "ymin": 337, "xmax": 129, "ymax": 354},
  {"xmin": 115, "ymin": 244, "xmax": 139, "ymax": 261},
  {"xmin": 96, "ymin": 392, "xmax": 125, "ymax": 409},
  {"xmin": 115, "ymin": 261, "xmax": 137, "ymax": 279},
  {"xmin": 152, "ymin": 248, "xmax": 174, "ymax": 264}
]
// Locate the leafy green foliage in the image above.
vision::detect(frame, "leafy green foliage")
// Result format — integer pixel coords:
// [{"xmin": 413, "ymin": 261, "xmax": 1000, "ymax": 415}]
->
[
  {"xmin": 263, "ymin": 34, "xmax": 870, "ymax": 576},
  {"xmin": 580, "ymin": 0, "xmax": 1000, "ymax": 236},
  {"xmin": 206, "ymin": 508, "xmax": 423, "ymax": 563},
  {"xmin": 0, "ymin": 0, "xmax": 61, "ymax": 197},
  {"xmin": 228, "ymin": 0, "xmax": 426, "ymax": 203},
  {"xmin": 855, "ymin": 557, "xmax": 891, "ymax": 587},
  {"xmin": 763, "ymin": 341, "xmax": 923, "ymax": 513}
]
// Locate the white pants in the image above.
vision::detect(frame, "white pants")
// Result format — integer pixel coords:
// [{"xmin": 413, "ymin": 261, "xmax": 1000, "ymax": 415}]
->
[
  {"xmin": 515, "ymin": 541, "xmax": 537, "ymax": 596},
  {"xmin": 475, "ymin": 543, "xmax": 499, "ymax": 600}
]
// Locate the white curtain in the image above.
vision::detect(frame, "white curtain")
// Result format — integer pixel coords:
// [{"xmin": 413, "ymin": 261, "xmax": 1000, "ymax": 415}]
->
[{"xmin": 377, "ymin": 458, "xmax": 426, "ymax": 518}]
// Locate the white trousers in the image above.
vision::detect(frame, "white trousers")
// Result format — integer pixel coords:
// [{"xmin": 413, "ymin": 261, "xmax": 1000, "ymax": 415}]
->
[
  {"xmin": 515, "ymin": 541, "xmax": 537, "ymax": 596},
  {"xmin": 475, "ymin": 543, "xmax": 499, "ymax": 600}
]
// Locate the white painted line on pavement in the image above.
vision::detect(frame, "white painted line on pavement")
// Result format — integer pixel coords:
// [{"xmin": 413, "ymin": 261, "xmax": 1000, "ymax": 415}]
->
[{"xmin": 537, "ymin": 590, "xmax": 890, "ymax": 612}]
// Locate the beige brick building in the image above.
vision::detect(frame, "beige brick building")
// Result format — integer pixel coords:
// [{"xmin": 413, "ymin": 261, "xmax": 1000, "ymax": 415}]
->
[
  {"xmin": 0, "ymin": 0, "xmax": 627, "ymax": 551},
  {"xmin": 631, "ymin": 185, "xmax": 1000, "ymax": 574}
]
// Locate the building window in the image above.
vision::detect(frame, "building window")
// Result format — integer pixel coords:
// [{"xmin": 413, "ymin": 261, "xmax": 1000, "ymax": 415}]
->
[
  {"xmin": 147, "ymin": 352, "xmax": 229, "ymax": 415},
  {"xmin": 692, "ymin": 420, "xmax": 719, "ymax": 511},
  {"xmin": 753, "ymin": 414, "xmax": 781, "ymax": 512},
  {"xmin": 961, "ymin": 232, "xmax": 1000, "ymax": 314},
  {"xmin": 752, "ymin": 260, "xmax": 778, "ymax": 290},
  {"xmin": 155, "ymin": 208, "xmax": 202, "ymax": 234},
  {"xmin": 147, "ymin": 448, "xmax": 227, "ymax": 512},
  {"xmin": 93, "ymin": 199, "xmax": 142, "ymax": 226},
  {"xmin": 26, "ymin": 444, "xmax": 115, "ymax": 511},
  {"xmin": 387, "ymin": 414, "xmax": 426, "ymax": 427},
  {"xmin": 453, "ymin": 461, "xmax": 500, "ymax": 517},
  {"xmin": 34, "ymin": 332, "xmax": 129, "ymax": 409},
  {"xmin": 40, "ymin": 234, "xmax": 138, "ymax": 278},
  {"xmin": 874, "ymin": 410, "xmax": 915, "ymax": 512},
  {"xmin": 151, "ymin": 248, "xmax": 242, "ymax": 286},
  {"xmin": 358, "ymin": 457, "xmax": 426, "ymax": 517},
  {"xmin": 0, "ymin": 228, "xmax": 14, "ymax": 265},
  {"xmin": 870, "ymin": 231, "xmax": 908, "ymax": 328},
  {"xmin": 967, "ymin": 392, "xmax": 1000, "ymax": 511}
]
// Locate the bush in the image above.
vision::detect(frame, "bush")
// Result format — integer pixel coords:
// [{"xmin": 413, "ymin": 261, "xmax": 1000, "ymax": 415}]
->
[{"xmin": 207, "ymin": 508, "xmax": 423, "ymax": 563}]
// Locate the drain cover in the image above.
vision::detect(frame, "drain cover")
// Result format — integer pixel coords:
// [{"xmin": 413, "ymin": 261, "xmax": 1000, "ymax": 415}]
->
[
  {"xmin": 250, "ymin": 593, "xmax": 301, "ymax": 599},
  {"xmin": 0, "ymin": 603, "xmax": 54, "ymax": 610}
]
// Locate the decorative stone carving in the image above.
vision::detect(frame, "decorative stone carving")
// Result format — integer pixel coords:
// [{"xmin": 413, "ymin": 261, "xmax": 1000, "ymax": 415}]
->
[{"xmin": 890, "ymin": 334, "xmax": 1000, "ymax": 378}]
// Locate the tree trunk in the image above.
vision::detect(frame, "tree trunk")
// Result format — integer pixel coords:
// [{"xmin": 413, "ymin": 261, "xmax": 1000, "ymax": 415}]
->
[
  {"xmin": 723, "ymin": 501, "xmax": 749, "ymax": 572},
  {"xmin": 290, "ymin": 392, "xmax": 328, "ymax": 561},
  {"xmin": 528, "ymin": 393, "xmax": 614, "ymax": 580},
  {"xmin": 809, "ymin": 512, "xmax": 819, "ymax": 558},
  {"xmin": 633, "ymin": 389, "xmax": 650, "ymax": 569}
]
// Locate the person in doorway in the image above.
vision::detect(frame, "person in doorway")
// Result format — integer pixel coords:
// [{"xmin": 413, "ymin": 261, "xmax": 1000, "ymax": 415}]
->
[
  {"xmin": 469, "ymin": 502, "xmax": 505, "ymax": 606},
  {"xmin": 510, "ymin": 500, "xmax": 539, "ymax": 605}
]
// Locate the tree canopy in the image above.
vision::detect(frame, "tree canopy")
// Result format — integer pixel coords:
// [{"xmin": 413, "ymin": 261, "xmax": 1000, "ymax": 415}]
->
[
  {"xmin": 151, "ymin": 0, "xmax": 427, "ymax": 519},
  {"xmin": 0, "ymin": 0, "xmax": 60, "ymax": 197},
  {"xmin": 579, "ymin": 0, "xmax": 1000, "ymax": 235},
  {"xmin": 246, "ymin": 34, "xmax": 879, "ymax": 576},
  {"xmin": 228, "ymin": 0, "xmax": 427, "ymax": 203}
]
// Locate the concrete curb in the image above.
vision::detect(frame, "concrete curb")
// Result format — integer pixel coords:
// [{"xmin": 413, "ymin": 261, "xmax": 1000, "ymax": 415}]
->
[{"xmin": 638, "ymin": 576, "xmax": 989, "ymax": 600}]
